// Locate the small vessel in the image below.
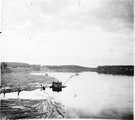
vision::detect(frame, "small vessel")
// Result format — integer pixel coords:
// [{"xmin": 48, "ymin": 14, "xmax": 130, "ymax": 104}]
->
[
  {"xmin": 76, "ymin": 73, "xmax": 79, "ymax": 76},
  {"xmin": 45, "ymin": 73, "xmax": 48, "ymax": 76},
  {"xmin": 50, "ymin": 81, "xmax": 67, "ymax": 92}
]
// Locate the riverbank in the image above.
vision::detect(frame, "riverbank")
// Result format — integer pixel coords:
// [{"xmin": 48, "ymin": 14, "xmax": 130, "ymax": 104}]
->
[
  {"xmin": 96, "ymin": 65, "xmax": 134, "ymax": 76},
  {"xmin": 1, "ymin": 72, "xmax": 58, "ymax": 93},
  {"xmin": 0, "ymin": 71, "xmax": 65, "ymax": 119}
]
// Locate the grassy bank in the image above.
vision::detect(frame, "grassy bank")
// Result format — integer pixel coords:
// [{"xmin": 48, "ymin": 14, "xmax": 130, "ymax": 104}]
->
[{"xmin": 1, "ymin": 72, "xmax": 58, "ymax": 93}]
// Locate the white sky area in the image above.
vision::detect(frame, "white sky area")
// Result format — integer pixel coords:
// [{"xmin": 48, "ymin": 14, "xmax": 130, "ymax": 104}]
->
[{"xmin": 1, "ymin": 0, "xmax": 134, "ymax": 67}]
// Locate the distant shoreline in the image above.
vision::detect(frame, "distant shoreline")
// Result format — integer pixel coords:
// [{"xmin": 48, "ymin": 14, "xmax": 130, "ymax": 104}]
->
[
  {"xmin": 1, "ymin": 62, "xmax": 134, "ymax": 76},
  {"xmin": 96, "ymin": 65, "xmax": 134, "ymax": 76}
]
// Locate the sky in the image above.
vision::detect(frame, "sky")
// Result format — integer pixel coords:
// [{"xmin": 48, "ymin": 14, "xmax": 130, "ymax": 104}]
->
[{"xmin": 1, "ymin": 0, "xmax": 134, "ymax": 67}]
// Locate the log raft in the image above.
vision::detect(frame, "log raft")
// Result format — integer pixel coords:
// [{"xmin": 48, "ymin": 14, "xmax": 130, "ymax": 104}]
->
[{"xmin": 0, "ymin": 98, "xmax": 65, "ymax": 119}]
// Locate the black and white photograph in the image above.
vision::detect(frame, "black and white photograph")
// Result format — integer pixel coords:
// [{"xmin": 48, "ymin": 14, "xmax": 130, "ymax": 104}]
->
[{"xmin": 0, "ymin": 0, "xmax": 134, "ymax": 119}]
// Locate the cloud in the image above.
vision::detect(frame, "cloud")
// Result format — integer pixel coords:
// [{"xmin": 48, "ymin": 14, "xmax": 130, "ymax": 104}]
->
[
  {"xmin": 2, "ymin": 0, "xmax": 133, "ymax": 33},
  {"xmin": 60, "ymin": 0, "xmax": 134, "ymax": 33},
  {"xmin": 35, "ymin": 0, "xmax": 71, "ymax": 15},
  {"xmin": 71, "ymin": 0, "xmax": 134, "ymax": 33},
  {"xmin": 1, "ymin": 0, "xmax": 134, "ymax": 66},
  {"xmin": 2, "ymin": 0, "xmax": 72, "ymax": 33}
]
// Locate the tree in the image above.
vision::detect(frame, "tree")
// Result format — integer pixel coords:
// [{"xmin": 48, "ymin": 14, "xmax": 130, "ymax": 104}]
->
[{"xmin": 1, "ymin": 62, "xmax": 10, "ymax": 74}]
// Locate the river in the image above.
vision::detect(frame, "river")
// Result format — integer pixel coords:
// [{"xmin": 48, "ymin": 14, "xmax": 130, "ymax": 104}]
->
[{"xmin": 1, "ymin": 72, "xmax": 133, "ymax": 118}]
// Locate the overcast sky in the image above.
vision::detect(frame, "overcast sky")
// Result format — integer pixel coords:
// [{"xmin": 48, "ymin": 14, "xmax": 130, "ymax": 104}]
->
[{"xmin": 1, "ymin": 0, "xmax": 134, "ymax": 67}]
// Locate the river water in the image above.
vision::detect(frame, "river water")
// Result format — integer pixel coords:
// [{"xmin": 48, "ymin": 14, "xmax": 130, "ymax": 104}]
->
[{"xmin": 1, "ymin": 72, "xmax": 133, "ymax": 118}]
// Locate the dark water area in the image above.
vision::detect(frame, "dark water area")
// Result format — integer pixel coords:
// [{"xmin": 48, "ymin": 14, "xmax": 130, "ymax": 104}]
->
[{"xmin": 1, "ymin": 72, "xmax": 133, "ymax": 119}]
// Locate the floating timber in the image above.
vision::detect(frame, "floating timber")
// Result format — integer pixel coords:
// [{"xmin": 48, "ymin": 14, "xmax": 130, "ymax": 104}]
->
[{"xmin": 0, "ymin": 98, "xmax": 65, "ymax": 119}]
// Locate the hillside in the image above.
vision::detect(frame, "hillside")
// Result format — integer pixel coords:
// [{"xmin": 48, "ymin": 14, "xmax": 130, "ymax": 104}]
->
[
  {"xmin": 96, "ymin": 65, "xmax": 134, "ymax": 76},
  {"xmin": 42, "ymin": 65, "xmax": 96, "ymax": 72},
  {"xmin": 1, "ymin": 62, "xmax": 41, "ymax": 73},
  {"xmin": 5, "ymin": 62, "xmax": 31, "ymax": 68}
]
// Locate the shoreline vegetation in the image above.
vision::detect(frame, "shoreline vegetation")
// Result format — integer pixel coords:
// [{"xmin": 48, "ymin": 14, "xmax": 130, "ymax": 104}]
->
[{"xmin": 1, "ymin": 62, "xmax": 134, "ymax": 75}]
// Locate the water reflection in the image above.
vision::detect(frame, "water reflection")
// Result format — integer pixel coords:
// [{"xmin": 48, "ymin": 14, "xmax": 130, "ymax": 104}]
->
[
  {"xmin": 1, "ymin": 72, "xmax": 133, "ymax": 118},
  {"xmin": 0, "ymin": 89, "xmax": 49, "ymax": 99}
]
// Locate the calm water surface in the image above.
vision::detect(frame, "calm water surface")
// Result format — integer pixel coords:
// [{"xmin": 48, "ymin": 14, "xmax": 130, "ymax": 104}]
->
[{"xmin": 1, "ymin": 72, "xmax": 133, "ymax": 118}]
